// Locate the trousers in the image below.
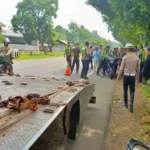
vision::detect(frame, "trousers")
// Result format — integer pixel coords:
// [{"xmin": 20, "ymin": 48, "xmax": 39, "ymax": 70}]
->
[
  {"xmin": 89, "ymin": 56, "xmax": 93, "ymax": 69},
  {"xmin": 66, "ymin": 55, "xmax": 71, "ymax": 68},
  {"xmin": 97, "ymin": 59, "xmax": 106, "ymax": 75},
  {"xmin": 71, "ymin": 59, "xmax": 79, "ymax": 73},
  {"xmin": 123, "ymin": 75, "xmax": 136, "ymax": 105},
  {"xmin": 81, "ymin": 59, "xmax": 89, "ymax": 78}
]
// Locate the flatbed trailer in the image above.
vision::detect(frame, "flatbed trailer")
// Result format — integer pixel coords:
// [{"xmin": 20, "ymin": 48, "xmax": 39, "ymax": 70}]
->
[{"xmin": 0, "ymin": 76, "xmax": 95, "ymax": 150}]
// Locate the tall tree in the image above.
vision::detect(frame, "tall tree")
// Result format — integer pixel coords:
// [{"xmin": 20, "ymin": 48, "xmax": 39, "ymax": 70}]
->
[{"xmin": 11, "ymin": 0, "xmax": 58, "ymax": 48}]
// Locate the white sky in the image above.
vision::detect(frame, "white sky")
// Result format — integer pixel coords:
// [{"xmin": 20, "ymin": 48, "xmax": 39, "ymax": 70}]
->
[{"xmin": 0, "ymin": 0, "xmax": 115, "ymax": 41}]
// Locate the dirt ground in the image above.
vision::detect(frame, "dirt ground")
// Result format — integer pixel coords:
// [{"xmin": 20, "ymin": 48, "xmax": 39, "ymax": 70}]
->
[{"xmin": 105, "ymin": 81, "xmax": 150, "ymax": 150}]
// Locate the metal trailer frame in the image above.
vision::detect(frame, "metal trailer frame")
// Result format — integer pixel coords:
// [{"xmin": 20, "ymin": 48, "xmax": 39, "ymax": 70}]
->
[{"xmin": 0, "ymin": 76, "xmax": 95, "ymax": 150}]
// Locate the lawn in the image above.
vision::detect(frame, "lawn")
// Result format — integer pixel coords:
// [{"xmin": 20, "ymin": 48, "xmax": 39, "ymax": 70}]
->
[{"xmin": 16, "ymin": 51, "xmax": 64, "ymax": 60}]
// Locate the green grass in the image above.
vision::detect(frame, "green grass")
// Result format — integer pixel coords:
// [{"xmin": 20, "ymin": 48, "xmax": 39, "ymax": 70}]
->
[{"xmin": 16, "ymin": 51, "xmax": 64, "ymax": 60}]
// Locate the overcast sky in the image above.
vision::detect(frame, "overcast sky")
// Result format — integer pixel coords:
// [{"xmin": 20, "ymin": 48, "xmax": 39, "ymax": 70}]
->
[{"xmin": 0, "ymin": 0, "xmax": 115, "ymax": 41}]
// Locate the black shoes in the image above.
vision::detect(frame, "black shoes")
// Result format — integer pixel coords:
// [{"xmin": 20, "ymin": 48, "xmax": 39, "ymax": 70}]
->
[
  {"xmin": 124, "ymin": 104, "xmax": 128, "ymax": 108},
  {"xmin": 130, "ymin": 104, "xmax": 134, "ymax": 113}
]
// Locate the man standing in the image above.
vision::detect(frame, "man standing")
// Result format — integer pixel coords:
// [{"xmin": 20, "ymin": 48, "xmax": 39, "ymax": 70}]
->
[
  {"xmin": 71, "ymin": 43, "xmax": 80, "ymax": 74},
  {"xmin": 138, "ymin": 45, "xmax": 146, "ymax": 83},
  {"xmin": 97, "ymin": 46, "xmax": 110, "ymax": 76},
  {"xmin": 81, "ymin": 41, "xmax": 91, "ymax": 79},
  {"xmin": 117, "ymin": 44, "xmax": 140, "ymax": 113},
  {"xmin": 64, "ymin": 42, "xmax": 72, "ymax": 68},
  {"xmin": 93, "ymin": 47, "xmax": 100, "ymax": 72},
  {"xmin": 0, "ymin": 38, "xmax": 12, "ymax": 73},
  {"xmin": 142, "ymin": 47, "xmax": 150, "ymax": 83}
]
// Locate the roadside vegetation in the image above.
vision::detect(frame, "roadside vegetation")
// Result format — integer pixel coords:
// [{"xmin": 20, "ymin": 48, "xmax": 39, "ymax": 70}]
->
[
  {"xmin": 105, "ymin": 81, "xmax": 150, "ymax": 149},
  {"xmin": 16, "ymin": 51, "xmax": 63, "ymax": 60}
]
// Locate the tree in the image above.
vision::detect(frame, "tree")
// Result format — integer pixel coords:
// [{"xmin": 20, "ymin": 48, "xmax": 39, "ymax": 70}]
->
[
  {"xmin": 11, "ymin": 0, "xmax": 58, "ymax": 50},
  {"xmin": 87, "ymin": 0, "xmax": 150, "ymax": 45}
]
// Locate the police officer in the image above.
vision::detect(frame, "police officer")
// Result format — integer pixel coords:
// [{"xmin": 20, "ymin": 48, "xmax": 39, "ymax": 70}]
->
[
  {"xmin": 138, "ymin": 45, "xmax": 146, "ymax": 83},
  {"xmin": 117, "ymin": 44, "xmax": 140, "ymax": 113},
  {"xmin": 97, "ymin": 46, "xmax": 110, "ymax": 76},
  {"xmin": 0, "ymin": 38, "xmax": 12, "ymax": 73},
  {"xmin": 81, "ymin": 41, "xmax": 90, "ymax": 79},
  {"xmin": 64, "ymin": 42, "xmax": 72, "ymax": 68},
  {"xmin": 71, "ymin": 43, "xmax": 80, "ymax": 74}
]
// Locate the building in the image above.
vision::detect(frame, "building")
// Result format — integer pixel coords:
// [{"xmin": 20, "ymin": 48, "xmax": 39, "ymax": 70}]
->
[
  {"xmin": 53, "ymin": 40, "xmax": 73, "ymax": 52},
  {"xmin": 2, "ymin": 30, "xmax": 39, "ymax": 54},
  {"xmin": 0, "ymin": 21, "xmax": 6, "ymax": 32}
]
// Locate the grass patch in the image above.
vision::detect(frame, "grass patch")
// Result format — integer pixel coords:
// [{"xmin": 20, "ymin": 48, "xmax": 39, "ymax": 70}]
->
[{"xmin": 16, "ymin": 51, "xmax": 63, "ymax": 60}]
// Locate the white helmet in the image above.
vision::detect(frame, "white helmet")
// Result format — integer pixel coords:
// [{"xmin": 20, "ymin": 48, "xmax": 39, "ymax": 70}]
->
[
  {"xmin": 124, "ymin": 43, "xmax": 135, "ymax": 49},
  {"xmin": 4, "ymin": 38, "xmax": 11, "ymax": 43}
]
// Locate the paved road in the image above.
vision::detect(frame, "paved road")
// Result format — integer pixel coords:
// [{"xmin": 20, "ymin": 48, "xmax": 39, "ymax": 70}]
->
[
  {"xmin": 13, "ymin": 58, "xmax": 115, "ymax": 150},
  {"xmin": 14, "ymin": 57, "xmax": 93, "ymax": 81}
]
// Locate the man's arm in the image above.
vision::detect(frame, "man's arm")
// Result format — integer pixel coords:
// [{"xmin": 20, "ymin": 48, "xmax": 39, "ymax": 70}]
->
[
  {"xmin": 117, "ymin": 57, "xmax": 126, "ymax": 81},
  {"xmin": 136, "ymin": 59, "xmax": 140, "ymax": 80}
]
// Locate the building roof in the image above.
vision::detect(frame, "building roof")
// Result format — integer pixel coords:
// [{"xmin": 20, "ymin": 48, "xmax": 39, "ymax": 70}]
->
[
  {"xmin": 3, "ymin": 30, "xmax": 23, "ymax": 37},
  {"xmin": 0, "ymin": 21, "xmax": 6, "ymax": 27},
  {"xmin": 57, "ymin": 39, "xmax": 73, "ymax": 45}
]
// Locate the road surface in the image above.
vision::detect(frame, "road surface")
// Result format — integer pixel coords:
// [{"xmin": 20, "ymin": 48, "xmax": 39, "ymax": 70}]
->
[{"xmin": 13, "ymin": 57, "xmax": 115, "ymax": 150}]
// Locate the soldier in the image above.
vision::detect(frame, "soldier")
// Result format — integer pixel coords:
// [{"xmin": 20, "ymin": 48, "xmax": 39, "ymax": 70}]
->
[
  {"xmin": 117, "ymin": 44, "xmax": 140, "ymax": 113},
  {"xmin": 0, "ymin": 38, "xmax": 12, "ymax": 73},
  {"xmin": 64, "ymin": 42, "xmax": 72, "ymax": 68}
]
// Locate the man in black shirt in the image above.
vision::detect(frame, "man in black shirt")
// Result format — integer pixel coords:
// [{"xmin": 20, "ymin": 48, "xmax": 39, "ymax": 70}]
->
[
  {"xmin": 71, "ymin": 44, "xmax": 80, "ymax": 74},
  {"xmin": 142, "ymin": 47, "xmax": 150, "ymax": 83}
]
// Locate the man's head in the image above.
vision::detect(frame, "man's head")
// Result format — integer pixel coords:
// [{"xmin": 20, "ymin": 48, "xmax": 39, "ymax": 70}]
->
[
  {"xmin": 67, "ymin": 42, "xmax": 70, "ymax": 47},
  {"xmin": 90, "ymin": 45, "xmax": 93, "ymax": 49},
  {"xmin": 85, "ymin": 41, "xmax": 89, "ymax": 47},
  {"xmin": 106, "ymin": 46, "xmax": 110, "ymax": 51},
  {"xmin": 147, "ymin": 47, "xmax": 150, "ymax": 55},
  {"xmin": 75, "ymin": 43, "xmax": 79, "ymax": 49},
  {"xmin": 140, "ymin": 45, "xmax": 143, "ymax": 50},
  {"xmin": 4, "ymin": 38, "xmax": 11, "ymax": 46},
  {"xmin": 124, "ymin": 44, "xmax": 135, "ymax": 53}
]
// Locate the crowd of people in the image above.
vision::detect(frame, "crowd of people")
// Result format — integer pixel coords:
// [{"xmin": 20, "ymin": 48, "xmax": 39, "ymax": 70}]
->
[{"xmin": 64, "ymin": 41, "xmax": 150, "ymax": 113}]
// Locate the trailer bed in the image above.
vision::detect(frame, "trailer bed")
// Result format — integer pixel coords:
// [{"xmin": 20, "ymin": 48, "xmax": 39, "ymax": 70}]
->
[{"xmin": 0, "ymin": 76, "xmax": 94, "ymax": 150}]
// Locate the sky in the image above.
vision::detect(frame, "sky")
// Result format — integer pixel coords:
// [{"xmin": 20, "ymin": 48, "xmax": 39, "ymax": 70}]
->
[{"xmin": 0, "ymin": 0, "xmax": 115, "ymax": 41}]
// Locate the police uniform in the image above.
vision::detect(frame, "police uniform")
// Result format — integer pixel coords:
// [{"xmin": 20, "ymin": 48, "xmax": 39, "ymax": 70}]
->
[
  {"xmin": 81, "ymin": 47, "xmax": 90, "ymax": 79},
  {"xmin": 65, "ymin": 46, "xmax": 72, "ymax": 68},
  {"xmin": 0, "ymin": 45, "xmax": 12, "ymax": 64},
  {"xmin": 119, "ymin": 52, "xmax": 140, "ymax": 112},
  {"xmin": 97, "ymin": 49, "xmax": 108, "ymax": 75},
  {"xmin": 139, "ymin": 49, "xmax": 146, "ymax": 82}
]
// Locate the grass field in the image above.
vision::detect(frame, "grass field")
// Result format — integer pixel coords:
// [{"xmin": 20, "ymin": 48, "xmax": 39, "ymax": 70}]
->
[{"xmin": 16, "ymin": 51, "xmax": 64, "ymax": 60}]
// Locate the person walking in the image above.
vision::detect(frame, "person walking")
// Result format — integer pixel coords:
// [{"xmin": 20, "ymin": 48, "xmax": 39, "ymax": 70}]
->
[
  {"xmin": 117, "ymin": 44, "xmax": 140, "ymax": 113},
  {"xmin": 71, "ymin": 43, "xmax": 80, "ymax": 74},
  {"xmin": 97, "ymin": 46, "xmax": 110, "ymax": 76},
  {"xmin": 138, "ymin": 45, "xmax": 146, "ymax": 83},
  {"xmin": 142, "ymin": 47, "xmax": 150, "ymax": 83},
  {"xmin": 64, "ymin": 42, "xmax": 72, "ymax": 68},
  {"xmin": 93, "ymin": 47, "xmax": 100, "ymax": 72},
  {"xmin": 81, "ymin": 41, "xmax": 91, "ymax": 79}
]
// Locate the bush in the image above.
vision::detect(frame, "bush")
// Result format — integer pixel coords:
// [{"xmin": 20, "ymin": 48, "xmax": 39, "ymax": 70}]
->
[
  {"xmin": 143, "ymin": 79, "xmax": 150, "ymax": 102},
  {"xmin": 30, "ymin": 51, "xmax": 33, "ymax": 56}
]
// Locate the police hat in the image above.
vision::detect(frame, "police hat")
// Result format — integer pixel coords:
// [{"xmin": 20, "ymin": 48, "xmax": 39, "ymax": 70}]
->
[{"xmin": 124, "ymin": 43, "xmax": 135, "ymax": 49}]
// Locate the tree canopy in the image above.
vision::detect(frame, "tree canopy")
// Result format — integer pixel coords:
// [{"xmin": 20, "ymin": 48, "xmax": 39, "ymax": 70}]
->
[
  {"xmin": 87, "ymin": 0, "xmax": 150, "ymax": 46},
  {"xmin": 11, "ymin": 0, "xmax": 58, "ymax": 46},
  {"xmin": 0, "ymin": 33, "xmax": 5, "ymax": 43},
  {"xmin": 55, "ymin": 21, "xmax": 120, "ymax": 48}
]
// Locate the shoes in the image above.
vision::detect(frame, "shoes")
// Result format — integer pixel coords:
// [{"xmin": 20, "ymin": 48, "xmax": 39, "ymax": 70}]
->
[
  {"xmin": 124, "ymin": 104, "xmax": 128, "ymax": 108},
  {"xmin": 130, "ymin": 104, "xmax": 134, "ymax": 113},
  {"xmin": 84, "ymin": 77, "xmax": 89, "ymax": 80}
]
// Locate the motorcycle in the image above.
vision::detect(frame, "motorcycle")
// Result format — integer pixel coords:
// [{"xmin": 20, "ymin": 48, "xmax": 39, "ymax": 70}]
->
[
  {"xmin": 126, "ymin": 139, "xmax": 150, "ymax": 150},
  {"xmin": 0, "ymin": 55, "xmax": 13, "ymax": 75},
  {"xmin": 104, "ymin": 55, "xmax": 122, "ymax": 79}
]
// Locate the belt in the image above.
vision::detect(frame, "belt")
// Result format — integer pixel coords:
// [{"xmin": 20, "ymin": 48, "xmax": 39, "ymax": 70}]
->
[{"xmin": 124, "ymin": 73, "xmax": 135, "ymax": 76}]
